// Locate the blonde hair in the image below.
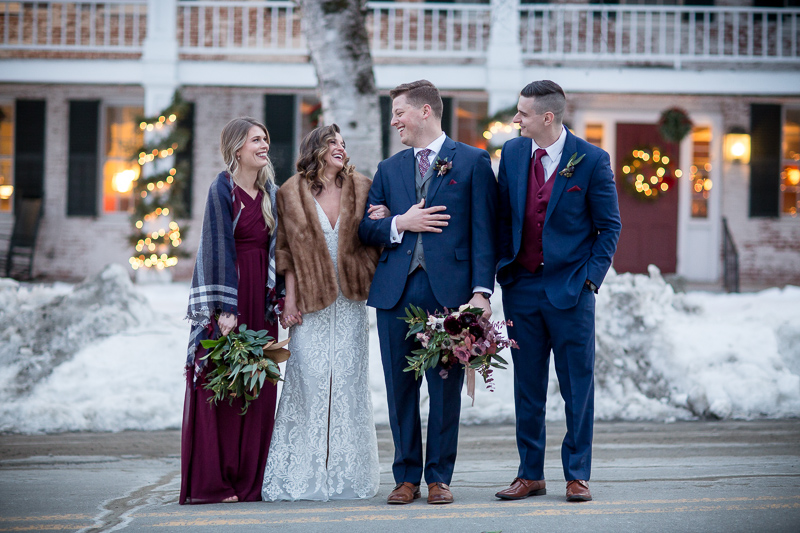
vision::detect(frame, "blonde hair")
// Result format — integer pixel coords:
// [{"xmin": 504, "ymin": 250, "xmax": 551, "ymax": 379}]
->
[
  {"xmin": 220, "ymin": 117, "xmax": 276, "ymax": 231},
  {"xmin": 296, "ymin": 123, "xmax": 355, "ymax": 195}
]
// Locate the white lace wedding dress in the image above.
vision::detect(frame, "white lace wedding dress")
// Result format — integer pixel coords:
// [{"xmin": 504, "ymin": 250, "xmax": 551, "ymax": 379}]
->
[{"xmin": 261, "ymin": 200, "xmax": 380, "ymax": 501}]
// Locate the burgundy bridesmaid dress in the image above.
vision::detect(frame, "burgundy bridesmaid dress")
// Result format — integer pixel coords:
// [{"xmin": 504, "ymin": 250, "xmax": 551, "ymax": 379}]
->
[{"xmin": 180, "ymin": 188, "xmax": 278, "ymax": 504}]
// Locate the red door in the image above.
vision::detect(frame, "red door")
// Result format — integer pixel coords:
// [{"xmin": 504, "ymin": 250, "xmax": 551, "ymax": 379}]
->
[{"xmin": 613, "ymin": 123, "xmax": 680, "ymax": 274}]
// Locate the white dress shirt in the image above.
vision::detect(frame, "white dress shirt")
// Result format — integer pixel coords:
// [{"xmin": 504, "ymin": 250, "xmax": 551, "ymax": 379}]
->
[{"xmin": 531, "ymin": 126, "xmax": 567, "ymax": 181}]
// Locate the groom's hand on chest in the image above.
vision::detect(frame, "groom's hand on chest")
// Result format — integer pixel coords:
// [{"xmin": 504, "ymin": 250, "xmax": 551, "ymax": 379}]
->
[{"xmin": 395, "ymin": 198, "xmax": 450, "ymax": 233}]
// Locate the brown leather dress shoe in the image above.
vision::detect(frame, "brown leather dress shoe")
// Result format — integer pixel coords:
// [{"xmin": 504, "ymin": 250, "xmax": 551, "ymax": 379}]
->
[
  {"xmin": 387, "ymin": 482, "xmax": 421, "ymax": 504},
  {"xmin": 566, "ymin": 480, "xmax": 592, "ymax": 502},
  {"xmin": 427, "ymin": 482, "xmax": 454, "ymax": 504},
  {"xmin": 495, "ymin": 477, "xmax": 547, "ymax": 500}
]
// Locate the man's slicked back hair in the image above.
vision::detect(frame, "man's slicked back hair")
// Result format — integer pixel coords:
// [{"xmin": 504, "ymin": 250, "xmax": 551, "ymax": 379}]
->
[{"xmin": 520, "ymin": 80, "xmax": 566, "ymax": 123}]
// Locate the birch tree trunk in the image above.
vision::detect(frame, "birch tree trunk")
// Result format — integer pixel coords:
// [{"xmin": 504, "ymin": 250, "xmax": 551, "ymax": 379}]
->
[{"xmin": 298, "ymin": 0, "xmax": 382, "ymax": 178}]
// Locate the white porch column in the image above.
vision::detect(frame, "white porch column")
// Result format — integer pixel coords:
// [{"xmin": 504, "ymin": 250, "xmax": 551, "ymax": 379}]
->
[
  {"xmin": 142, "ymin": 0, "xmax": 179, "ymax": 114},
  {"xmin": 486, "ymin": 0, "xmax": 523, "ymax": 115}
]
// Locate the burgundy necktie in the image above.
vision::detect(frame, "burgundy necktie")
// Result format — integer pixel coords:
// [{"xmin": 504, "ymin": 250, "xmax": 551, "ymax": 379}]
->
[
  {"xmin": 418, "ymin": 148, "xmax": 432, "ymax": 177},
  {"xmin": 532, "ymin": 148, "xmax": 547, "ymax": 188}
]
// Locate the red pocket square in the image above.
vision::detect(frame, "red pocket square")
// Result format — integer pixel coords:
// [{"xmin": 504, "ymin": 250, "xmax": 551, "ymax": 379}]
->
[
  {"xmin": 567, "ymin": 185, "xmax": 582, "ymax": 192},
  {"xmin": 448, "ymin": 179, "xmax": 457, "ymax": 185}
]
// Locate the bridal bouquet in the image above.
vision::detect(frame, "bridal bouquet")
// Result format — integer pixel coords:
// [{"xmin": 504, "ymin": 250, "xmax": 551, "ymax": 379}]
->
[
  {"xmin": 200, "ymin": 324, "xmax": 290, "ymax": 414},
  {"xmin": 402, "ymin": 304, "xmax": 517, "ymax": 393}
]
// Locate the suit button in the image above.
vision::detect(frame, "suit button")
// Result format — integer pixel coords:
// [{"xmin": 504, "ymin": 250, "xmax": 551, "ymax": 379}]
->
[{"xmin": 407, "ymin": 250, "xmax": 412, "ymax": 255}]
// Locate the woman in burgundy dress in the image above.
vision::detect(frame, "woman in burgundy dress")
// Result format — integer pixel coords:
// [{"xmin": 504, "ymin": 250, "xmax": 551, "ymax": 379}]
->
[{"xmin": 180, "ymin": 117, "xmax": 281, "ymax": 504}]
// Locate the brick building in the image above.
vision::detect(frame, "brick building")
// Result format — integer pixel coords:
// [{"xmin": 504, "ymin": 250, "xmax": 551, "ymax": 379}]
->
[{"xmin": 1, "ymin": 0, "xmax": 799, "ymax": 287}]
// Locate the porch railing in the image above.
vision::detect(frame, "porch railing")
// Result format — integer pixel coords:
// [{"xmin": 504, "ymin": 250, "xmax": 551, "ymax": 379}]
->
[
  {"xmin": 0, "ymin": 0, "xmax": 146, "ymax": 52},
  {"xmin": 520, "ymin": 4, "xmax": 800, "ymax": 68},
  {"xmin": 2, "ymin": 1, "xmax": 798, "ymax": 66},
  {"xmin": 369, "ymin": 2, "xmax": 491, "ymax": 59},
  {"xmin": 722, "ymin": 217, "xmax": 740, "ymax": 294},
  {"xmin": 176, "ymin": 0, "xmax": 305, "ymax": 56}
]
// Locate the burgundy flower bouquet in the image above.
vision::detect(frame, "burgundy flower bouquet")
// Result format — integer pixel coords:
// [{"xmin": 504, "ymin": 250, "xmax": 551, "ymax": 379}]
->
[{"xmin": 402, "ymin": 304, "xmax": 517, "ymax": 394}]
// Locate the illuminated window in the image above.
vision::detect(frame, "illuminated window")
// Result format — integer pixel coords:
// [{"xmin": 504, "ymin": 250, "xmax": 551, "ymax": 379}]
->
[
  {"xmin": 781, "ymin": 108, "xmax": 800, "ymax": 217},
  {"xmin": 690, "ymin": 126, "xmax": 712, "ymax": 219},
  {"xmin": 103, "ymin": 106, "xmax": 142, "ymax": 213},
  {"xmin": 0, "ymin": 104, "xmax": 13, "ymax": 212},
  {"xmin": 585, "ymin": 123, "xmax": 603, "ymax": 149}
]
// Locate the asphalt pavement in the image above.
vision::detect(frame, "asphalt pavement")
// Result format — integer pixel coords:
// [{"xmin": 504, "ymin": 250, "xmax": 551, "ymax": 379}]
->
[{"xmin": 1, "ymin": 419, "xmax": 799, "ymax": 532}]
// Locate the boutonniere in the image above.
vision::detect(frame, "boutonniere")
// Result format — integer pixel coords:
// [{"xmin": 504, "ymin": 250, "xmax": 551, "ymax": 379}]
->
[
  {"xmin": 558, "ymin": 152, "xmax": 585, "ymax": 178},
  {"xmin": 433, "ymin": 157, "xmax": 453, "ymax": 177}
]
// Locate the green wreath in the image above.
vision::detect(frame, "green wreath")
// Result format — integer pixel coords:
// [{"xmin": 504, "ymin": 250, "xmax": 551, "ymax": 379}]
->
[
  {"xmin": 621, "ymin": 146, "xmax": 682, "ymax": 202},
  {"xmin": 658, "ymin": 107, "xmax": 693, "ymax": 143}
]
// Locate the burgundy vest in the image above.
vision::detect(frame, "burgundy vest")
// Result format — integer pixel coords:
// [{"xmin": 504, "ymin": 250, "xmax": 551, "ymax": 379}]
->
[{"xmin": 516, "ymin": 165, "xmax": 557, "ymax": 273}]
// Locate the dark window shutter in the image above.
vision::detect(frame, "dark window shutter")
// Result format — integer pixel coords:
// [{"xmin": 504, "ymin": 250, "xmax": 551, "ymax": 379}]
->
[
  {"xmin": 67, "ymin": 101, "xmax": 100, "ymax": 217},
  {"xmin": 14, "ymin": 100, "xmax": 46, "ymax": 212},
  {"xmin": 176, "ymin": 102, "xmax": 194, "ymax": 217},
  {"xmin": 380, "ymin": 95, "xmax": 392, "ymax": 160},
  {"xmin": 441, "ymin": 97, "xmax": 453, "ymax": 138},
  {"xmin": 749, "ymin": 103, "xmax": 782, "ymax": 218},
  {"xmin": 264, "ymin": 94, "xmax": 296, "ymax": 186}
]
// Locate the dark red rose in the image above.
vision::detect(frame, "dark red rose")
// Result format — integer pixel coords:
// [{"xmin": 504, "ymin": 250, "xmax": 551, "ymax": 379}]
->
[
  {"xmin": 468, "ymin": 324, "xmax": 484, "ymax": 339},
  {"xmin": 459, "ymin": 312, "xmax": 477, "ymax": 327},
  {"xmin": 443, "ymin": 315, "xmax": 462, "ymax": 335}
]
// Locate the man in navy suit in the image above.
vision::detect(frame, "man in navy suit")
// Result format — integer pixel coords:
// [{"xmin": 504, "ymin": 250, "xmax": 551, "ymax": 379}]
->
[
  {"xmin": 494, "ymin": 80, "xmax": 621, "ymax": 502},
  {"xmin": 359, "ymin": 80, "xmax": 497, "ymax": 505}
]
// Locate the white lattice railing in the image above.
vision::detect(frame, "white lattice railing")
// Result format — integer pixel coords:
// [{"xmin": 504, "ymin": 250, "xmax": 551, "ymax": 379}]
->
[
  {"xmin": 1, "ymin": 0, "xmax": 146, "ymax": 52},
  {"xmin": 520, "ymin": 4, "xmax": 800, "ymax": 67}
]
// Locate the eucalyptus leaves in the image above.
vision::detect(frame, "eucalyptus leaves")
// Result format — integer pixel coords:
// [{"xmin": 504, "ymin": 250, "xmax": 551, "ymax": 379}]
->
[{"xmin": 200, "ymin": 325, "xmax": 290, "ymax": 414}]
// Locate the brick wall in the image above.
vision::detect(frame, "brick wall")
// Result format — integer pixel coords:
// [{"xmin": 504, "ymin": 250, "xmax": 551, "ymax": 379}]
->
[
  {"xmin": 720, "ymin": 99, "xmax": 800, "ymax": 288},
  {"xmin": 2, "ymin": 83, "xmax": 798, "ymax": 288},
  {"xmin": 0, "ymin": 84, "xmax": 272, "ymax": 282}
]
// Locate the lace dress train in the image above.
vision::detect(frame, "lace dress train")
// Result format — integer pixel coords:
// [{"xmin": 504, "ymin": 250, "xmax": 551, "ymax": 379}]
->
[{"xmin": 261, "ymin": 201, "xmax": 380, "ymax": 501}]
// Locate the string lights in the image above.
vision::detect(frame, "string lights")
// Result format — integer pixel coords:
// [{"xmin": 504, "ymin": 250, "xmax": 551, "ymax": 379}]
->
[{"xmin": 128, "ymin": 92, "xmax": 191, "ymax": 272}]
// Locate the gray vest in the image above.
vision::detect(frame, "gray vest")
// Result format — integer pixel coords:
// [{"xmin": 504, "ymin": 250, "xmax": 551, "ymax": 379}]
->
[{"xmin": 408, "ymin": 158, "xmax": 436, "ymax": 274}]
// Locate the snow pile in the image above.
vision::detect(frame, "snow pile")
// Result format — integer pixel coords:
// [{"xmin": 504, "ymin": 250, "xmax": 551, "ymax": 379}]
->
[
  {"xmin": 0, "ymin": 264, "xmax": 799, "ymax": 433},
  {"xmin": 0, "ymin": 265, "xmax": 183, "ymax": 433}
]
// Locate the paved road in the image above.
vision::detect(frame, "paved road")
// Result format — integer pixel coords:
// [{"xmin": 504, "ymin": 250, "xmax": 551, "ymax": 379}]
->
[{"xmin": 1, "ymin": 420, "xmax": 799, "ymax": 532}]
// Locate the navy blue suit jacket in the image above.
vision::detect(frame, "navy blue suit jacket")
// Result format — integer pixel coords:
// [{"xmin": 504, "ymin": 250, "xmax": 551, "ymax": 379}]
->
[
  {"xmin": 359, "ymin": 136, "xmax": 497, "ymax": 310},
  {"xmin": 496, "ymin": 129, "xmax": 621, "ymax": 310}
]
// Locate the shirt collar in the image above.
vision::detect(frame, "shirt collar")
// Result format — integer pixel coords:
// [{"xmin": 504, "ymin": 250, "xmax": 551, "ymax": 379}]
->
[
  {"xmin": 531, "ymin": 126, "xmax": 567, "ymax": 160},
  {"xmin": 414, "ymin": 132, "xmax": 447, "ymax": 158}
]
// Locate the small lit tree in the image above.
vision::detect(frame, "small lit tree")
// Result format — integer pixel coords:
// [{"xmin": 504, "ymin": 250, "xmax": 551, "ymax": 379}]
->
[{"xmin": 129, "ymin": 92, "xmax": 191, "ymax": 274}]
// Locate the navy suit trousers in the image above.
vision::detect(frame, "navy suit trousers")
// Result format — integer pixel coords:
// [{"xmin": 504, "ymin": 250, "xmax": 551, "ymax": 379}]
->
[
  {"xmin": 376, "ymin": 268, "xmax": 464, "ymax": 485},
  {"xmin": 502, "ymin": 268, "xmax": 595, "ymax": 481}
]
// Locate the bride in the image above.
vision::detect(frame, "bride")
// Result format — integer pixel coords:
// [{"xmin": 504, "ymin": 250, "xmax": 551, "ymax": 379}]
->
[{"xmin": 262, "ymin": 124, "xmax": 386, "ymax": 501}]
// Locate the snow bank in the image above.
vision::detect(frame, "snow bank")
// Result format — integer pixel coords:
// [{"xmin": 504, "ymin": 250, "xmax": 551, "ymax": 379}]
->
[{"xmin": 1, "ymin": 264, "xmax": 798, "ymax": 433}]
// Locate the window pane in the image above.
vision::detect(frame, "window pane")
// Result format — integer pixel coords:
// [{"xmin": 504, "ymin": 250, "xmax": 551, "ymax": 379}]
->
[
  {"xmin": 0, "ymin": 104, "xmax": 14, "ymax": 212},
  {"xmin": 784, "ymin": 109, "xmax": 800, "ymax": 162},
  {"xmin": 690, "ymin": 126, "xmax": 712, "ymax": 219},
  {"xmin": 103, "ymin": 106, "xmax": 142, "ymax": 213},
  {"xmin": 585, "ymin": 123, "xmax": 603, "ymax": 148},
  {"xmin": 781, "ymin": 165, "xmax": 800, "ymax": 217}
]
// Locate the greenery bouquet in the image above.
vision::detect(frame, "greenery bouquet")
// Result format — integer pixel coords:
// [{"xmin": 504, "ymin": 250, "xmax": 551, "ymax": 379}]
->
[{"xmin": 200, "ymin": 324, "xmax": 290, "ymax": 414}]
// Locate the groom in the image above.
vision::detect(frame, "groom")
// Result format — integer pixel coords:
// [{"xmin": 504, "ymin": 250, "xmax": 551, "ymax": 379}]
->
[
  {"xmin": 359, "ymin": 80, "xmax": 497, "ymax": 505},
  {"xmin": 495, "ymin": 80, "xmax": 620, "ymax": 502}
]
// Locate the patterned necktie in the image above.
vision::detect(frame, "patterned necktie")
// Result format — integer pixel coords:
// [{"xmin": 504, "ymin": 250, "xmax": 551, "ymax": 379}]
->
[
  {"xmin": 532, "ymin": 148, "xmax": 547, "ymax": 188},
  {"xmin": 417, "ymin": 148, "xmax": 432, "ymax": 177}
]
